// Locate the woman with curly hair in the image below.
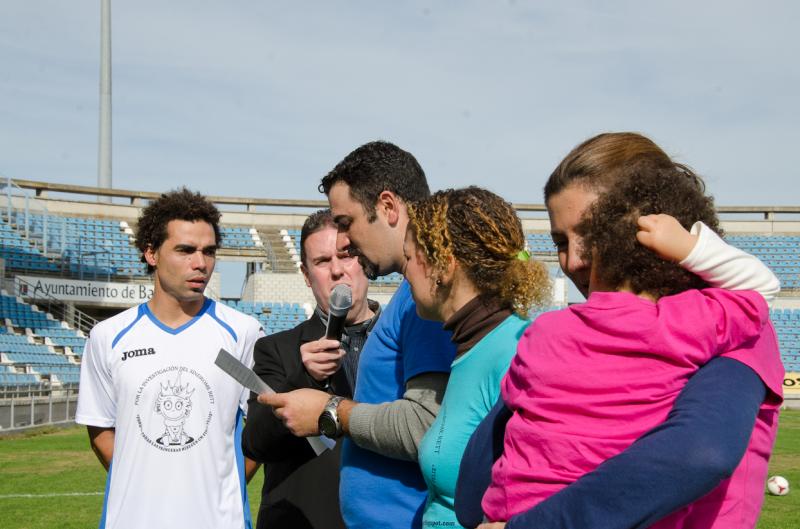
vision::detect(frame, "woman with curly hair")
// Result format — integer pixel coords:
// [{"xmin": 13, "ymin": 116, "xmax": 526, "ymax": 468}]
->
[
  {"xmin": 467, "ymin": 134, "xmax": 783, "ymax": 529},
  {"xmin": 402, "ymin": 186, "xmax": 550, "ymax": 528}
]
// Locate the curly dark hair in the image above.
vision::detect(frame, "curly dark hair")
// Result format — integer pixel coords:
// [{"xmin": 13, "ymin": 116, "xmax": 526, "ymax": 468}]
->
[
  {"xmin": 408, "ymin": 187, "xmax": 551, "ymax": 315},
  {"xmin": 319, "ymin": 141, "xmax": 430, "ymax": 221},
  {"xmin": 135, "ymin": 188, "xmax": 222, "ymax": 274},
  {"xmin": 575, "ymin": 158, "xmax": 722, "ymax": 299}
]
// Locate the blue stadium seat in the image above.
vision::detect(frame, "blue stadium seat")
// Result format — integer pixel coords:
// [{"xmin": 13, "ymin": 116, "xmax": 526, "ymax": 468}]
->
[{"xmin": 728, "ymin": 235, "xmax": 800, "ymax": 290}]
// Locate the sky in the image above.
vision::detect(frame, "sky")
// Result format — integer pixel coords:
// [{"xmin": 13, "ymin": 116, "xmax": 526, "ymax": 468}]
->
[{"xmin": 2, "ymin": 0, "xmax": 798, "ymax": 209}]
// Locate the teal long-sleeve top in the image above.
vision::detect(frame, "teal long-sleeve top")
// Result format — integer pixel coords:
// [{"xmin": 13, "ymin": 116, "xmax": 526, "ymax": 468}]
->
[{"xmin": 419, "ymin": 313, "xmax": 530, "ymax": 528}]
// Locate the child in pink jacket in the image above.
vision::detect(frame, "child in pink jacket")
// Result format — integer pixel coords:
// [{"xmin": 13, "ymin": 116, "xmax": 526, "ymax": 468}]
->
[{"xmin": 482, "ymin": 165, "xmax": 783, "ymax": 528}]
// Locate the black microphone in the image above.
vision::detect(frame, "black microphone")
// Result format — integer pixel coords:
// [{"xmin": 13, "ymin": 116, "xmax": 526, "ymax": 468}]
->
[{"xmin": 325, "ymin": 284, "xmax": 353, "ymax": 340}]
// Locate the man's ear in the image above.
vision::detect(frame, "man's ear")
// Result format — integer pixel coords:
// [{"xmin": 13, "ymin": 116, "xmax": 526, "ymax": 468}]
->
[
  {"xmin": 300, "ymin": 264, "xmax": 312, "ymax": 288},
  {"xmin": 144, "ymin": 245, "xmax": 158, "ymax": 268},
  {"xmin": 377, "ymin": 190, "xmax": 401, "ymax": 226}
]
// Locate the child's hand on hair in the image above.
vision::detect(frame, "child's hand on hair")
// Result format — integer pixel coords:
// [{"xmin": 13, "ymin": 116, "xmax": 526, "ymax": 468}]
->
[{"xmin": 636, "ymin": 214, "xmax": 698, "ymax": 262}]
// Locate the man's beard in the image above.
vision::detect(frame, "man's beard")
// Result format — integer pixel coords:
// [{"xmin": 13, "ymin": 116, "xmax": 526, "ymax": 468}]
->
[
  {"xmin": 357, "ymin": 254, "xmax": 380, "ymax": 281},
  {"xmin": 347, "ymin": 245, "xmax": 380, "ymax": 280}
]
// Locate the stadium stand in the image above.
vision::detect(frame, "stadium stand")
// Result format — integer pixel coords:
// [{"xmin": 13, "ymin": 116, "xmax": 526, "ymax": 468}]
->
[
  {"xmin": 37, "ymin": 327, "xmax": 86, "ymax": 355},
  {"xmin": 3, "ymin": 213, "xmax": 144, "ymax": 277},
  {"xmin": 0, "ymin": 217, "xmax": 59, "ymax": 273},
  {"xmin": 2, "ymin": 210, "xmax": 274, "ymax": 279},
  {"xmin": 1, "ymin": 294, "xmax": 63, "ymax": 330},
  {"xmin": 728, "ymin": 235, "xmax": 800, "ymax": 289},
  {"xmin": 1, "ymin": 179, "xmax": 799, "ymax": 410},
  {"xmin": 225, "ymin": 300, "xmax": 309, "ymax": 335},
  {"xmin": 276, "ymin": 228, "xmax": 303, "ymax": 270},
  {"xmin": 772, "ymin": 308, "xmax": 800, "ymax": 372},
  {"xmin": 280, "ymin": 228, "xmax": 301, "ymax": 253},
  {"xmin": 221, "ymin": 226, "xmax": 263, "ymax": 249},
  {"xmin": 0, "ymin": 294, "xmax": 82, "ymax": 389},
  {"xmin": 0, "ymin": 363, "xmax": 39, "ymax": 386},
  {"xmin": 526, "ymin": 233, "xmax": 556, "ymax": 254}
]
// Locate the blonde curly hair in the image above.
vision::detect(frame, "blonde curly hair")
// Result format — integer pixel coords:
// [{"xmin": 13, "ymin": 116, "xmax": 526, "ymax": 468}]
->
[{"xmin": 408, "ymin": 187, "xmax": 550, "ymax": 316}]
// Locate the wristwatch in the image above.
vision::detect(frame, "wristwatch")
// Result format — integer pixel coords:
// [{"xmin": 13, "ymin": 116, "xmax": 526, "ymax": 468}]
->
[{"xmin": 318, "ymin": 395, "xmax": 345, "ymax": 438}]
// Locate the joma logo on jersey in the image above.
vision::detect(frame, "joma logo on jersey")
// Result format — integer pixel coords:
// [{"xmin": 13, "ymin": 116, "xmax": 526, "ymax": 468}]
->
[{"xmin": 122, "ymin": 347, "xmax": 157, "ymax": 361}]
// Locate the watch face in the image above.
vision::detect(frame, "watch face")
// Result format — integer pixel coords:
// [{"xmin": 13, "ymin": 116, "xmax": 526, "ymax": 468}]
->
[{"xmin": 318, "ymin": 413, "xmax": 337, "ymax": 438}]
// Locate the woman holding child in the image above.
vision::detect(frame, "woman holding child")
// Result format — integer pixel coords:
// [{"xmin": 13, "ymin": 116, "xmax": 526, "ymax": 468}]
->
[{"xmin": 451, "ymin": 132, "xmax": 783, "ymax": 529}]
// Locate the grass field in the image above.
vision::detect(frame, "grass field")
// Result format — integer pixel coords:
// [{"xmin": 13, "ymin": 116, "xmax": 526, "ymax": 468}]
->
[
  {"xmin": 1, "ymin": 410, "xmax": 798, "ymax": 528},
  {"xmin": 0, "ymin": 425, "xmax": 265, "ymax": 529}
]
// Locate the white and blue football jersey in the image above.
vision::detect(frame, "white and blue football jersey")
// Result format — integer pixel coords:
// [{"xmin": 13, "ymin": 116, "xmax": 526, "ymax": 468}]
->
[{"xmin": 76, "ymin": 298, "xmax": 264, "ymax": 529}]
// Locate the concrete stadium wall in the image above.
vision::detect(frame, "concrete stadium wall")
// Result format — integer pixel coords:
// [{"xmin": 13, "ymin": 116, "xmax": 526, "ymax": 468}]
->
[
  {"xmin": 242, "ymin": 271, "xmax": 313, "ymax": 304},
  {"xmin": 240, "ymin": 271, "xmax": 401, "ymax": 306},
  {"xmin": 720, "ymin": 220, "xmax": 800, "ymax": 234}
]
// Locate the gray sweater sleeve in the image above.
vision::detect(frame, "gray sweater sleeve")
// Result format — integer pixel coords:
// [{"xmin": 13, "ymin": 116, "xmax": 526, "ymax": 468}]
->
[{"xmin": 347, "ymin": 372, "xmax": 449, "ymax": 461}]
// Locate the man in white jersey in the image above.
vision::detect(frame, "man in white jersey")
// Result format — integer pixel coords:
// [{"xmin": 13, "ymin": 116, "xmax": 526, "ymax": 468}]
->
[{"xmin": 76, "ymin": 188, "xmax": 264, "ymax": 529}]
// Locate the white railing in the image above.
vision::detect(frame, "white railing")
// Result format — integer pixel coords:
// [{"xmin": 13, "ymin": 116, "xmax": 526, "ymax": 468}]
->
[{"xmin": 0, "ymin": 383, "xmax": 79, "ymax": 432}]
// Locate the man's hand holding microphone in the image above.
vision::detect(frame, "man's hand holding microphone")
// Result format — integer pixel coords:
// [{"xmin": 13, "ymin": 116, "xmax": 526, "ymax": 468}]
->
[
  {"xmin": 258, "ymin": 283, "xmax": 355, "ymax": 441},
  {"xmin": 301, "ymin": 339, "xmax": 345, "ymax": 382},
  {"xmin": 301, "ymin": 283, "xmax": 352, "ymax": 383}
]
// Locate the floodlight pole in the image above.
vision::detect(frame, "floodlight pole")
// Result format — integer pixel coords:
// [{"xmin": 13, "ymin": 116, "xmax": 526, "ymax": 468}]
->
[{"xmin": 97, "ymin": 0, "xmax": 112, "ymax": 202}]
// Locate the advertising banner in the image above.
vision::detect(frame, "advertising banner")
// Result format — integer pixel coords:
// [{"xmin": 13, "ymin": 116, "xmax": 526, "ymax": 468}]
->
[
  {"xmin": 15, "ymin": 275, "xmax": 153, "ymax": 305},
  {"xmin": 784, "ymin": 372, "xmax": 800, "ymax": 395}
]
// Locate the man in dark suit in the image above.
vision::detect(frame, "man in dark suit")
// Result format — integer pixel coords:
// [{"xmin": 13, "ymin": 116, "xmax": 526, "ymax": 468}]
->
[{"xmin": 242, "ymin": 209, "xmax": 379, "ymax": 529}]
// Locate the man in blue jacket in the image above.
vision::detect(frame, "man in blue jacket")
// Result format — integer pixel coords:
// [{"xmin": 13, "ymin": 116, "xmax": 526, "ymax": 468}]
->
[{"xmin": 263, "ymin": 141, "xmax": 456, "ymax": 529}]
